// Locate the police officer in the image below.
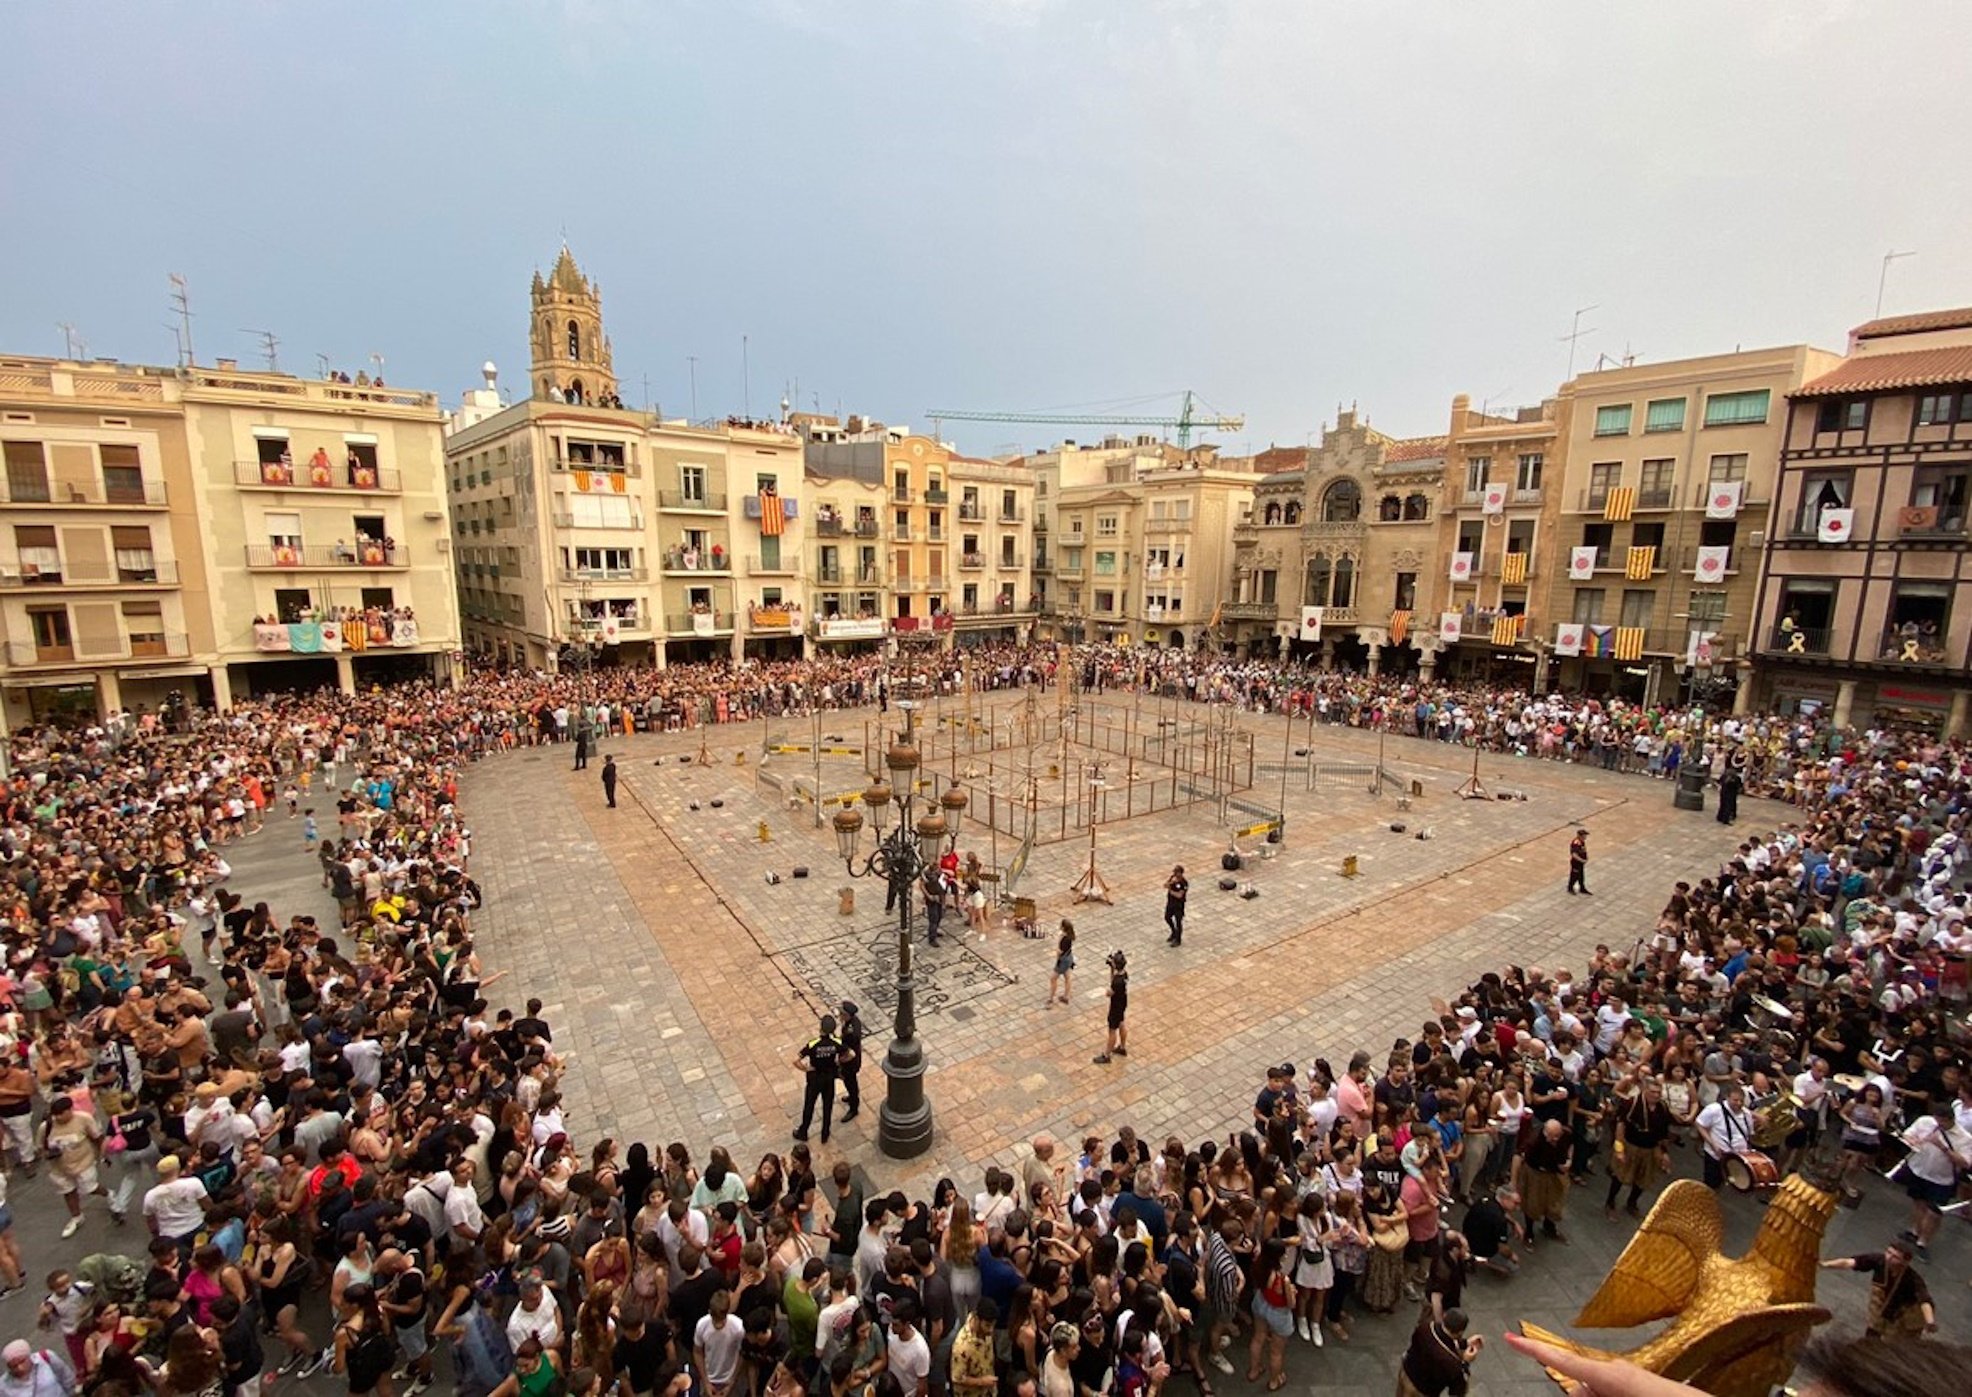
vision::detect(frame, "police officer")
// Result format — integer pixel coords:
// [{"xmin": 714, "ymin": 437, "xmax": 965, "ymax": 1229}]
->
[
  {"xmin": 794, "ymin": 1015, "xmax": 842, "ymax": 1143},
  {"xmin": 838, "ymin": 1000, "xmax": 865, "ymax": 1121}
]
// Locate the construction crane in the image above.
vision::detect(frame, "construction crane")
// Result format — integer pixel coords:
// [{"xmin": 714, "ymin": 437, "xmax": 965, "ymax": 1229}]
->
[{"xmin": 926, "ymin": 390, "xmax": 1243, "ymax": 449}]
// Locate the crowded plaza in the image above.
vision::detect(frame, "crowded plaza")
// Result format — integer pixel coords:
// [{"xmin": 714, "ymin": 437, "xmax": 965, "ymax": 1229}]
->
[{"xmin": 0, "ymin": 643, "xmax": 1965, "ymax": 1397}]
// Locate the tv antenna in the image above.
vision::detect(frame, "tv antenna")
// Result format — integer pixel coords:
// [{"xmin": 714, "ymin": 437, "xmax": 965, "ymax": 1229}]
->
[
  {"xmin": 241, "ymin": 329, "xmax": 280, "ymax": 372},
  {"xmin": 55, "ymin": 323, "xmax": 87, "ymax": 360},
  {"xmin": 1876, "ymin": 249, "xmax": 1915, "ymax": 317},
  {"xmin": 315, "ymin": 353, "xmax": 331, "ymax": 379},
  {"xmin": 1560, "ymin": 304, "xmax": 1599, "ymax": 380},
  {"xmin": 167, "ymin": 274, "xmax": 196, "ymax": 367},
  {"xmin": 368, "ymin": 352, "xmax": 386, "ymax": 381}
]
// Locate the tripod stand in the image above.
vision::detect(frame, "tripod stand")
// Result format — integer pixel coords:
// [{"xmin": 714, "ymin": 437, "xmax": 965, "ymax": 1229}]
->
[{"xmin": 1452, "ymin": 742, "xmax": 1489, "ymax": 800}]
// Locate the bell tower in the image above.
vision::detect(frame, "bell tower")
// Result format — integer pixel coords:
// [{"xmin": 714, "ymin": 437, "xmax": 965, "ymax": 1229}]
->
[{"xmin": 528, "ymin": 245, "xmax": 618, "ymax": 406}]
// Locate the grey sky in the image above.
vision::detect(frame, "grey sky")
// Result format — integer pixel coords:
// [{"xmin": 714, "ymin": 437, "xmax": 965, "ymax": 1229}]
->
[{"xmin": 5, "ymin": 1, "xmax": 1970, "ymax": 455}]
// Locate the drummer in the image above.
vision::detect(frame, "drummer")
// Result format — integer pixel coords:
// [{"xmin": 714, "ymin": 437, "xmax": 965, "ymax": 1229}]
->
[
  {"xmin": 1695, "ymin": 1085, "xmax": 1756, "ymax": 1191},
  {"xmin": 1783, "ymin": 1056, "xmax": 1833, "ymax": 1174}
]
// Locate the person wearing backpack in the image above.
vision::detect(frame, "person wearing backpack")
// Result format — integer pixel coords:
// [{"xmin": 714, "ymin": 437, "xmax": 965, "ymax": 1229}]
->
[{"xmin": 333, "ymin": 1282, "xmax": 398, "ymax": 1397}]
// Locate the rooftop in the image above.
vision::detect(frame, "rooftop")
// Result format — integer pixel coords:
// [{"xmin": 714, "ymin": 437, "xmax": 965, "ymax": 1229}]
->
[
  {"xmin": 1851, "ymin": 306, "xmax": 1972, "ymax": 341},
  {"xmin": 1382, "ymin": 434, "xmax": 1448, "ymax": 463},
  {"xmin": 1794, "ymin": 345, "xmax": 1972, "ymax": 398}
]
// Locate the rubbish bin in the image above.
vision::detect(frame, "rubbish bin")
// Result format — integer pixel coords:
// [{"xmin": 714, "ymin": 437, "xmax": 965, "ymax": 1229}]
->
[{"xmin": 839, "ymin": 888, "xmax": 855, "ymax": 916}]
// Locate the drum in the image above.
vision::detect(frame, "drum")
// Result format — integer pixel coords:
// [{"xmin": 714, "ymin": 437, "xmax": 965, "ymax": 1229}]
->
[
  {"xmin": 1751, "ymin": 994, "xmax": 1794, "ymax": 1027},
  {"xmin": 1724, "ymin": 1150, "xmax": 1781, "ymax": 1193}
]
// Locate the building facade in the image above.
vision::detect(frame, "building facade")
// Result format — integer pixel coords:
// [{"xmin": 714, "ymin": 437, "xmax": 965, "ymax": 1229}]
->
[
  {"xmin": 1542, "ymin": 346, "xmax": 1837, "ymax": 704},
  {"xmin": 0, "ymin": 354, "xmax": 461, "ymax": 726},
  {"xmin": 1225, "ymin": 409, "xmax": 1447, "ymax": 674},
  {"xmin": 1750, "ymin": 309, "xmax": 1972, "ymax": 733},
  {"xmin": 947, "ymin": 455, "xmax": 1037, "ymax": 646}
]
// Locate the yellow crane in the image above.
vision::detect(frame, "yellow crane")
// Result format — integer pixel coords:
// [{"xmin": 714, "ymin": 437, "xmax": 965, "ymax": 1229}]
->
[{"xmin": 926, "ymin": 390, "xmax": 1243, "ymax": 449}]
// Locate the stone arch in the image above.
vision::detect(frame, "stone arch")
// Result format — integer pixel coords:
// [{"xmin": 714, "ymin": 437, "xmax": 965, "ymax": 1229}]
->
[{"xmin": 1323, "ymin": 478, "xmax": 1362, "ymax": 522}]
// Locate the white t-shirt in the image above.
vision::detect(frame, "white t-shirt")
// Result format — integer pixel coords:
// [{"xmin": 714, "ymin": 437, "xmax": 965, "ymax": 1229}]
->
[
  {"xmin": 695, "ymin": 1314, "xmax": 744, "ymax": 1387},
  {"xmin": 506, "ymin": 1295, "xmax": 562, "ymax": 1350},
  {"xmin": 887, "ymin": 1328, "xmax": 931, "ymax": 1395},
  {"xmin": 1695, "ymin": 1102, "xmax": 1752, "ymax": 1161},
  {"xmin": 1903, "ymin": 1117, "xmax": 1971, "ymax": 1187},
  {"xmin": 143, "ymin": 1176, "xmax": 210, "ymax": 1236}
]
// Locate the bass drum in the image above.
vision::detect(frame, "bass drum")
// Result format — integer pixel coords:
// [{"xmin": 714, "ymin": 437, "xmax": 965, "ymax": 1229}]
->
[{"xmin": 1724, "ymin": 1150, "xmax": 1781, "ymax": 1194}]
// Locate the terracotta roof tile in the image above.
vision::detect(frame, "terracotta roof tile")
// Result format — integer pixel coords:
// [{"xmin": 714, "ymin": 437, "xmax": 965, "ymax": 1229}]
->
[
  {"xmin": 1381, "ymin": 435, "xmax": 1448, "ymax": 463},
  {"xmin": 1794, "ymin": 346, "xmax": 1972, "ymax": 398},
  {"xmin": 1851, "ymin": 306, "xmax": 1972, "ymax": 340}
]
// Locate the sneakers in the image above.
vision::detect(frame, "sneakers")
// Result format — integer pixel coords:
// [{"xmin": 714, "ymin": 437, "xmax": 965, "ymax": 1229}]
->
[
  {"xmin": 1114, "ymin": 1046, "xmax": 1129, "ymax": 1056},
  {"xmin": 1093, "ymin": 1054, "xmax": 1112, "ymax": 1065},
  {"xmin": 61, "ymin": 1218, "xmax": 81, "ymax": 1238},
  {"xmin": 407, "ymin": 1376, "xmax": 434, "ymax": 1396},
  {"xmin": 1295, "ymin": 1318, "xmax": 1311, "ymax": 1342},
  {"xmin": 299, "ymin": 1348, "xmax": 334, "ymax": 1379},
  {"xmin": 1208, "ymin": 1355, "xmax": 1235, "ymax": 1375},
  {"xmin": 1311, "ymin": 1325, "xmax": 1323, "ymax": 1348}
]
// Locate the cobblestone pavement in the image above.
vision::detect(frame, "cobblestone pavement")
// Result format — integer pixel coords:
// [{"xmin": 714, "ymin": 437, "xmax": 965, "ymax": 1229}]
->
[{"xmin": 442, "ymin": 699, "xmax": 1967, "ymax": 1388}]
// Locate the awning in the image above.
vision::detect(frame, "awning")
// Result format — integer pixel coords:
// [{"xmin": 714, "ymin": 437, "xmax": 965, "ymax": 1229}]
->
[
  {"xmin": 118, "ymin": 666, "xmax": 207, "ymax": 680},
  {"xmin": 3, "ymin": 674, "xmax": 99, "ymax": 690}
]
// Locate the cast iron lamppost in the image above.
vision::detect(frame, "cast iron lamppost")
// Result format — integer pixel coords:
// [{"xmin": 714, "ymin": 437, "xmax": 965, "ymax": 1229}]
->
[{"xmin": 831, "ymin": 699, "xmax": 966, "ymax": 1159}]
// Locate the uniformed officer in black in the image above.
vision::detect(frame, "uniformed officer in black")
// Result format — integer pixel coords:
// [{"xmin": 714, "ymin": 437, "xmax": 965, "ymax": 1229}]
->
[
  {"xmin": 794, "ymin": 1014, "xmax": 842, "ymax": 1143},
  {"xmin": 837, "ymin": 1000, "xmax": 865, "ymax": 1121}
]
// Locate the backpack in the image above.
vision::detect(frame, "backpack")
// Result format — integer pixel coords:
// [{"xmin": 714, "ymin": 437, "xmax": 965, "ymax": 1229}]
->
[{"xmin": 342, "ymin": 1320, "xmax": 396, "ymax": 1394}]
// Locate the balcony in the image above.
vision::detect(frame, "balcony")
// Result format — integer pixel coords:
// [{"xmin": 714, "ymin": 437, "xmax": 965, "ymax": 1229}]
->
[
  {"xmin": 927, "ymin": 527, "xmax": 945, "ymax": 543},
  {"xmin": 1221, "ymin": 601, "xmax": 1278, "ymax": 620},
  {"xmin": 742, "ymin": 493, "xmax": 800, "ymax": 523},
  {"xmin": 246, "ymin": 542, "xmax": 407, "ymax": 568},
  {"xmin": 1033, "ymin": 555, "xmax": 1052, "ymax": 573},
  {"xmin": 6, "ymin": 633, "xmax": 190, "ymax": 668},
  {"xmin": 815, "ymin": 517, "xmax": 846, "ymax": 537},
  {"xmin": 998, "ymin": 506, "xmax": 1026, "ymax": 523},
  {"xmin": 892, "ymin": 488, "xmax": 916, "ymax": 504},
  {"xmin": 745, "ymin": 603, "xmax": 803, "ymax": 634},
  {"xmin": 557, "ymin": 566, "xmax": 649, "ymax": 583},
  {"xmin": 551, "ymin": 511, "xmax": 644, "ymax": 530},
  {"xmin": 997, "ymin": 552, "xmax": 1025, "ymax": 571},
  {"xmin": 1579, "ymin": 489, "xmax": 1613, "ymax": 512},
  {"xmin": 665, "ymin": 611, "xmax": 733, "ymax": 634},
  {"xmin": 924, "ymin": 487, "xmax": 949, "ymax": 505},
  {"xmin": 1034, "ymin": 515, "xmax": 1050, "ymax": 532},
  {"xmin": 1056, "ymin": 563, "xmax": 1085, "ymax": 581},
  {"xmin": 1766, "ymin": 625, "xmax": 1831, "ymax": 656},
  {"xmin": 957, "ymin": 502, "xmax": 984, "ymax": 521},
  {"xmin": 1514, "ymin": 487, "xmax": 1543, "ymax": 504},
  {"xmin": 660, "ymin": 546, "xmax": 731, "ymax": 574},
  {"xmin": 855, "ymin": 519, "xmax": 881, "ymax": 538},
  {"xmin": 233, "ymin": 460, "xmax": 401, "ymax": 493},
  {"xmin": 1, "ymin": 560, "xmax": 180, "ymax": 588},
  {"xmin": 2, "ymin": 476, "xmax": 169, "ymax": 506},
  {"xmin": 745, "ymin": 554, "xmax": 797, "ymax": 575},
  {"xmin": 893, "ymin": 525, "xmax": 914, "ymax": 542},
  {"xmin": 1637, "ymin": 487, "xmax": 1675, "ymax": 510},
  {"xmin": 959, "ymin": 552, "xmax": 986, "ymax": 571},
  {"xmin": 552, "ymin": 457, "xmax": 640, "ymax": 478},
  {"xmin": 656, "ymin": 489, "xmax": 723, "ymax": 511},
  {"xmin": 1233, "ymin": 521, "xmax": 1258, "ymax": 541},
  {"xmin": 1877, "ymin": 626, "xmax": 1955, "ymax": 667}
]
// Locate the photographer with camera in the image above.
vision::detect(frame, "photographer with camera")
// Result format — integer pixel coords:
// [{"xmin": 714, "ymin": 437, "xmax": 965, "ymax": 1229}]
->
[{"xmin": 1093, "ymin": 951, "xmax": 1129, "ymax": 1065}]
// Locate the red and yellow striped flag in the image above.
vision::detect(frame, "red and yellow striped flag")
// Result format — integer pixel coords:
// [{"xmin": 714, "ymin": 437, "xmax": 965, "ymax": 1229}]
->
[
  {"xmin": 1500, "ymin": 551, "xmax": 1528, "ymax": 584},
  {"xmin": 1490, "ymin": 614, "xmax": 1524, "ymax": 646},
  {"xmin": 1602, "ymin": 485, "xmax": 1636, "ymax": 521},
  {"xmin": 1614, "ymin": 626, "xmax": 1647, "ymax": 661},
  {"xmin": 1625, "ymin": 545, "xmax": 1656, "ymax": 580},
  {"xmin": 758, "ymin": 485, "xmax": 786, "ymax": 537},
  {"xmin": 1388, "ymin": 610, "xmax": 1411, "ymax": 646}
]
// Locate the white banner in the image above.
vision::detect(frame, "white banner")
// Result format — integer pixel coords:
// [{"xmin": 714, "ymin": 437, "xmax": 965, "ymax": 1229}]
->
[
  {"xmin": 1438, "ymin": 612, "xmax": 1463, "ymax": 644},
  {"xmin": 1553, "ymin": 622, "xmax": 1584, "ymax": 657},
  {"xmin": 1568, "ymin": 546, "xmax": 1598, "ymax": 580},
  {"xmin": 1449, "ymin": 551, "xmax": 1474, "ymax": 582},
  {"xmin": 1299, "ymin": 605, "xmax": 1324, "ymax": 642},
  {"xmin": 1817, "ymin": 507, "xmax": 1855, "ymax": 543},
  {"xmin": 1704, "ymin": 480, "xmax": 1743, "ymax": 519},
  {"xmin": 1687, "ymin": 629, "xmax": 1717, "ymax": 666},
  {"xmin": 1693, "ymin": 544, "xmax": 1731, "ymax": 582},
  {"xmin": 692, "ymin": 612, "xmax": 715, "ymax": 636},
  {"xmin": 1481, "ymin": 484, "xmax": 1507, "ymax": 515}
]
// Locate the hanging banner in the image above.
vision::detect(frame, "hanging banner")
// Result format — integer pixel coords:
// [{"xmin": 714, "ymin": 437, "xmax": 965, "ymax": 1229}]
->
[
  {"xmin": 692, "ymin": 612, "xmax": 716, "ymax": 636},
  {"xmin": 1500, "ymin": 551, "xmax": 1528, "ymax": 584},
  {"xmin": 1693, "ymin": 545, "xmax": 1731, "ymax": 582},
  {"xmin": 1299, "ymin": 605, "xmax": 1324, "ymax": 642},
  {"xmin": 253, "ymin": 622, "xmax": 291, "ymax": 652},
  {"xmin": 1553, "ymin": 623, "xmax": 1584, "ymax": 657},
  {"xmin": 393, "ymin": 617, "xmax": 419, "ymax": 646},
  {"xmin": 1388, "ymin": 609, "xmax": 1411, "ymax": 646},
  {"xmin": 1490, "ymin": 614, "xmax": 1523, "ymax": 646},
  {"xmin": 1438, "ymin": 612, "xmax": 1463, "ymax": 644},
  {"xmin": 1625, "ymin": 546, "xmax": 1657, "ymax": 580},
  {"xmin": 1448, "ymin": 551, "xmax": 1474, "ymax": 583},
  {"xmin": 1602, "ymin": 485, "xmax": 1636, "ymax": 521},
  {"xmin": 1614, "ymin": 626, "xmax": 1648, "ymax": 661},
  {"xmin": 1705, "ymin": 480, "xmax": 1744, "ymax": 519},
  {"xmin": 288, "ymin": 621, "xmax": 323, "ymax": 654},
  {"xmin": 319, "ymin": 622, "xmax": 342, "ymax": 652},
  {"xmin": 1687, "ymin": 629, "xmax": 1718, "ymax": 666},
  {"xmin": 1817, "ymin": 508, "xmax": 1855, "ymax": 543},
  {"xmin": 1481, "ymin": 484, "xmax": 1508, "ymax": 515},
  {"xmin": 1583, "ymin": 625, "xmax": 1614, "ymax": 659},
  {"xmin": 1569, "ymin": 547, "xmax": 1598, "ymax": 580}
]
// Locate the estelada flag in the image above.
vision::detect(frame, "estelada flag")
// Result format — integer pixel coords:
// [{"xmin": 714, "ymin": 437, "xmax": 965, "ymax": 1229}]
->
[{"xmin": 758, "ymin": 484, "xmax": 786, "ymax": 537}]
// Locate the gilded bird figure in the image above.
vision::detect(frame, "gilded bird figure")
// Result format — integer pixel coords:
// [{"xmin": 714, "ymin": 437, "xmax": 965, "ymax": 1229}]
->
[{"xmin": 1519, "ymin": 1173, "xmax": 1837, "ymax": 1397}]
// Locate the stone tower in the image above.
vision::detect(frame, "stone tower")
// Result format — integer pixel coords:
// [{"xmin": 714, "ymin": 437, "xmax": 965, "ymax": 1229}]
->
[{"xmin": 528, "ymin": 246, "xmax": 618, "ymax": 405}]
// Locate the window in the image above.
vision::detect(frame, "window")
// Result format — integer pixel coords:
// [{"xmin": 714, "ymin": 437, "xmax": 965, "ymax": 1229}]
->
[
  {"xmin": 1256, "ymin": 570, "xmax": 1277, "ymax": 605},
  {"xmin": 1688, "ymin": 591, "xmax": 1727, "ymax": 625},
  {"xmin": 1394, "ymin": 571, "xmax": 1417, "ymax": 611},
  {"xmin": 1305, "ymin": 556, "xmax": 1330, "ymax": 607},
  {"xmin": 1776, "ymin": 579, "xmax": 1835, "ymax": 640},
  {"xmin": 101, "ymin": 444, "xmax": 146, "ymax": 502},
  {"xmin": 1588, "ymin": 462, "xmax": 1621, "ymax": 503},
  {"xmin": 122, "ymin": 600, "xmax": 166, "ymax": 655},
  {"xmin": 1000, "ymin": 489, "xmax": 1017, "ymax": 519},
  {"xmin": 1708, "ymin": 453, "xmax": 1748, "ymax": 483},
  {"xmin": 273, "ymin": 587, "xmax": 312, "ymax": 624},
  {"xmin": 1096, "ymin": 514, "xmax": 1119, "ymax": 537},
  {"xmin": 1378, "ymin": 494, "xmax": 1402, "ymax": 521},
  {"xmin": 112, "ymin": 525, "xmax": 156, "ymax": 581},
  {"xmin": 1582, "ymin": 521, "xmax": 1614, "ymax": 567},
  {"xmin": 1068, "ymin": 517, "xmax": 1084, "ymax": 536},
  {"xmin": 1619, "ymin": 589, "xmax": 1654, "ymax": 629},
  {"xmin": 573, "ymin": 547, "xmax": 635, "ymax": 574},
  {"xmin": 1916, "ymin": 394, "xmax": 1960, "ymax": 427},
  {"xmin": 14, "ymin": 525, "xmax": 59, "ymax": 582},
  {"xmin": 1909, "ymin": 466, "xmax": 1970, "ymax": 532},
  {"xmin": 1794, "ymin": 470, "xmax": 1853, "ymax": 535},
  {"xmin": 1455, "ymin": 519, "xmax": 1484, "ymax": 559},
  {"xmin": 4, "ymin": 441, "xmax": 49, "ymax": 502},
  {"xmin": 1322, "ymin": 478, "xmax": 1361, "ymax": 522},
  {"xmin": 1644, "ymin": 398, "xmax": 1687, "ymax": 433},
  {"xmin": 1403, "ymin": 493, "xmax": 1430, "ymax": 521},
  {"xmin": 265, "ymin": 511, "xmax": 302, "ymax": 548},
  {"xmin": 1464, "ymin": 456, "xmax": 1491, "ymax": 496},
  {"xmin": 1704, "ymin": 390, "xmax": 1771, "ymax": 427},
  {"xmin": 359, "ymin": 586, "xmax": 395, "ymax": 611},
  {"xmin": 1515, "ymin": 453, "xmax": 1543, "ymax": 493},
  {"xmin": 1594, "ymin": 404, "xmax": 1633, "ymax": 437},
  {"xmin": 1884, "ymin": 583, "xmax": 1951, "ymax": 662},
  {"xmin": 894, "ymin": 470, "xmax": 910, "ymax": 501},
  {"xmin": 1699, "ymin": 519, "xmax": 1737, "ymax": 566},
  {"xmin": 1094, "ymin": 590, "xmax": 1116, "ymax": 613},
  {"xmin": 1631, "ymin": 521, "xmax": 1665, "ymax": 553},
  {"xmin": 1331, "ymin": 556, "xmax": 1355, "ymax": 608},
  {"xmin": 1506, "ymin": 518, "xmax": 1536, "ymax": 559},
  {"xmin": 1815, "ymin": 399, "xmax": 1867, "ymax": 433},
  {"xmin": 1282, "ymin": 500, "xmax": 1302, "ymax": 525},
  {"xmin": 1095, "ymin": 551, "xmax": 1117, "ymax": 575},
  {"xmin": 1639, "ymin": 459, "xmax": 1675, "ymax": 502},
  {"xmin": 1571, "ymin": 589, "xmax": 1605, "ymax": 625},
  {"xmin": 28, "ymin": 606, "xmax": 71, "ymax": 656}
]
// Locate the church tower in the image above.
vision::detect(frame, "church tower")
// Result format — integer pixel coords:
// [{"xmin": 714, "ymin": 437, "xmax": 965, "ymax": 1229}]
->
[{"xmin": 528, "ymin": 246, "xmax": 618, "ymax": 406}]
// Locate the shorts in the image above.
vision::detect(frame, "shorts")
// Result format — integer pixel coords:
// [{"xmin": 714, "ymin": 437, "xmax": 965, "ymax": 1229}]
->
[
  {"xmin": 1904, "ymin": 1173, "xmax": 1957, "ymax": 1210},
  {"xmin": 396, "ymin": 1322, "xmax": 429, "ymax": 1361},
  {"xmin": 1054, "ymin": 954, "xmax": 1075, "ymax": 975},
  {"xmin": 0, "ymin": 1204, "xmax": 13, "ymax": 1231},
  {"xmin": 51, "ymin": 1165, "xmax": 99, "ymax": 1197},
  {"xmin": 1251, "ymin": 1292, "xmax": 1293, "ymax": 1339},
  {"xmin": 1108, "ymin": 1003, "xmax": 1127, "ymax": 1031}
]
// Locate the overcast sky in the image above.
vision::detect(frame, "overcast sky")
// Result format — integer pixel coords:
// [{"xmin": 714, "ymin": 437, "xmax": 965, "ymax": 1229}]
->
[{"xmin": 5, "ymin": 1, "xmax": 1971, "ymax": 455}]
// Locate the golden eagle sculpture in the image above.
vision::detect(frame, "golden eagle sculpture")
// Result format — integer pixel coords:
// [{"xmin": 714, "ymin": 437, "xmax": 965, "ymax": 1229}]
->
[{"xmin": 1519, "ymin": 1172, "xmax": 1837, "ymax": 1396}]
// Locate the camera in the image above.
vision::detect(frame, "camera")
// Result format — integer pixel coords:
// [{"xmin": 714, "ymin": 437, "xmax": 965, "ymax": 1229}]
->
[{"xmin": 1106, "ymin": 950, "xmax": 1127, "ymax": 971}]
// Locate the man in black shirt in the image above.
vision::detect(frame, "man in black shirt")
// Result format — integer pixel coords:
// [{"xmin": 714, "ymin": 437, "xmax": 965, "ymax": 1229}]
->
[
  {"xmin": 1163, "ymin": 865, "xmax": 1188, "ymax": 946},
  {"xmin": 668, "ymin": 1243, "xmax": 723, "ymax": 1341},
  {"xmin": 1459, "ymin": 1188, "xmax": 1520, "ymax": 1276},
  {"xmin": 1399, "ymin": 1307, "xmax": 1479, "ymax": 1396},
  {"xmin": 837, "ymin": 1002, "xmax": 865, "ymax": 1123},
  {"xmin": 613, "ymin": 1307, "xmax": 675, "ymax": 1395},
  {"xmin": 1606, "ymin": 1078, "xmax": 1674, "ymax": 1217},
  {"xmin": 213, "ymin": 1294, "xmax": 262, "ymax": 1397}
]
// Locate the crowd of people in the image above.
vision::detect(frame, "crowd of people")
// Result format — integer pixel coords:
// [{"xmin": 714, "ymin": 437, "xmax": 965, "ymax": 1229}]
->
[{"xmin": 0, "ymin": 645, "xmax": 1963, "ymax": 1397}]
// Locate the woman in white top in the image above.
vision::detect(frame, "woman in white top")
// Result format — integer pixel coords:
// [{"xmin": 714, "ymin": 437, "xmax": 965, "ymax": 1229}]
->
[
  {"xmin": 1290, "ymin": 1193, "xmax": 1335, "ymax": 1346},
  {"xmin": 1303, "ymin": 1075, "xmax": 1340, "ymax": 1150},
  {"xmin": 1490, "ymin": 1074, "xmax": 1531, "ymax": 1192}
]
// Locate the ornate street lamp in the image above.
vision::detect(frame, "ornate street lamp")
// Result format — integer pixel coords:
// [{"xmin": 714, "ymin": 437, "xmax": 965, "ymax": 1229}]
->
[{"xmin": 833, "ymin": 700, "xmax": 959, "ymax": 1158}]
